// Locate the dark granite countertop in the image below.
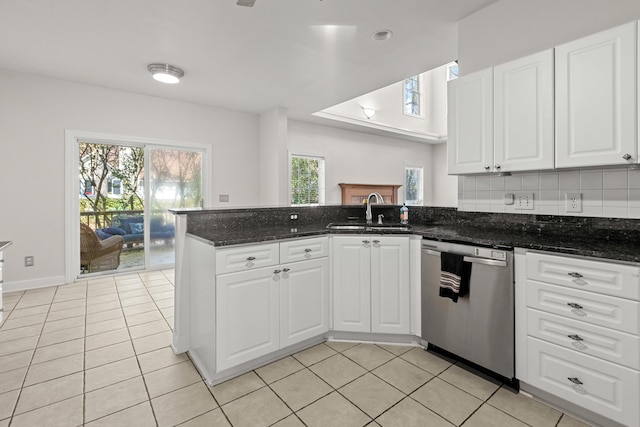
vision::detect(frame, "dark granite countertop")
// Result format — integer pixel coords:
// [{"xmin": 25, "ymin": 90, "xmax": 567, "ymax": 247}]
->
[
  {"xmin": 0, "ymin": 241, "xmax": 12, "ymax": 251},
  {"xmin": 187, "ymin": 223, "xmax": 640, "ymax": 264}
]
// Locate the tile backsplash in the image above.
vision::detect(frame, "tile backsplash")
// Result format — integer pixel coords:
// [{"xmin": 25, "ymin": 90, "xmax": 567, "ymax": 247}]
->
[{"xmin": 458, "ymin": 167, "xmax": 640, "ymax": 218}]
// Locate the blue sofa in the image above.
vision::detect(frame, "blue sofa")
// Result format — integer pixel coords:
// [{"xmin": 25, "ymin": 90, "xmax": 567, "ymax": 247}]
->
[{"xmin": 96, "ymin": 215, "xmax": 175, "ymax": 246}]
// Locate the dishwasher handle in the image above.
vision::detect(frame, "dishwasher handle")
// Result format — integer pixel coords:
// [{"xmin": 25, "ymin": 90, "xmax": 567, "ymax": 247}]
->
[
  {"xmin": 463, "ymin": 256, "xmax": 507, "ymax": 268},
  {"xmin": 422, "ymin": 248, "xmax": 441, "ymax": 257}
]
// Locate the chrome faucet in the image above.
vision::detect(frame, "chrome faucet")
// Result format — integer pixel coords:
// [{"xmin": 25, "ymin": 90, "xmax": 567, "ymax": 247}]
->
[{"xmin": 365, "ymin": 192, "xmax": 384, "ymax": 224}]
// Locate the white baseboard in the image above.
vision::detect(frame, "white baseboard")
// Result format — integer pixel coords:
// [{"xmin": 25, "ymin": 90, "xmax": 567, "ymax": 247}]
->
[{"xmin": 3, "ymin": 275, "xmax": 67, "ymax": 293}]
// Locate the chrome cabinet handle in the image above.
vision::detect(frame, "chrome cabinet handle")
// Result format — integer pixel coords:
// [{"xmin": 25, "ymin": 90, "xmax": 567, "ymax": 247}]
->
[
  {"xmin": 568, "ymin": 334, "xmax": 583, "ymax": 341},
  {"xmin": 567, "ymin": 377, "xmax": 583, "ymax": 385},
  {"xmin": 246, "ymin": 256, "xmax": 256, "ymax": 261},
  {"xmin": 304, "ymin": 248, "xmax": 312, "ymax": 252},
  {"xmin": 372, "ymin": 240, "xmax": 380, "ymax": 244},
  {"xmin": 495, "ymin": 164, "xmax": 501, "ymax": 170},
  {"xmin": 282, "ymin": 268, "xmax": 290, "ymax": 272},
  {"xmin": 623, "ymin": 153, "xmax": 632, "ymax": 160},
  {"xmin": 568, "ymin": 272, "xmax": 583, "ymax": 278},
  {"xmin": 567, "ymin": 302, "xmax": 583, "ymax": 310},
  {"xmin": 274, "ymin": 269, "xmax": 282, "ymax": 274},
  {"xmin": 484, "ymin": 165, "xmax": 490, "ymax": 171},
  {"xmin": 362, "ymin": 240, "xmax": 370, "ymax": 244}
]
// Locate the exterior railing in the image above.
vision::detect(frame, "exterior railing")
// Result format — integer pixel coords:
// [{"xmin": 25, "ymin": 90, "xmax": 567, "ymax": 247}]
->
[{"xmin": 80, "ymin": 210, "xmax": 143, "ymax": 229}]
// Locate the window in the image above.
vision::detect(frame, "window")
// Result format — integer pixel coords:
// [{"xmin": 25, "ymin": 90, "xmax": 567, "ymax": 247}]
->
[
  {"xmin": 404, "ymin": 165, "xmax": 423, "ymax": 205},
  {"xmin": 290, "ymin": 155, "xmax": 325, "ymax": 206},
  {"xmin": 447, "ymin": 62, "xmax": 459, "ymax": 81},
  {"xmin": 403, "ymin": 75, "xmax": 421, "ymax": 117}
]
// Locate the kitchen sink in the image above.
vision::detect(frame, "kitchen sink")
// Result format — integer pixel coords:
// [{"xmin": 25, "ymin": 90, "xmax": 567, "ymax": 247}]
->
[{"xmin": 326, "ymin": 223, "xmax": 411, "ymax": 232}]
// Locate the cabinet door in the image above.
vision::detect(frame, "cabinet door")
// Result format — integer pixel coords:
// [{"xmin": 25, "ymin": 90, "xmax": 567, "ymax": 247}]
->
[
  {"xmin": 494, "ymin": 50, "xmax": 554, "ymax": 172},
  {"xmin": 555, "ymin": 21, "xmax": 637, "ymax": 168},
  {"xmin": 447, "ymin": 68, "xmax": 494, "ymax": 174},
  {"xmin": 371, "ymin": 237, "xmax": 410, "ymax": 334},
  {"xmin": 216, "ymin": 267, "xmax": 279, "ymax": 371},
  {"xmin": 280, "ymin": 258, "xmax": 329, "ymax": 347},
  {"xmin": 332, "ymin": 236, "xmax": 371, "ymax": 332}
]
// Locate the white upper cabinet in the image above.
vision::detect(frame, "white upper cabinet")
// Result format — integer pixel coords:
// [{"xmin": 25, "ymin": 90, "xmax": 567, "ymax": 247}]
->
[
  {"xmin": 494, "ymin": 50, "xmax": 555, "ymax": 172},
  {"xmin": 555, "ymin": 21, "xmax": 638, "ymax": 168},
  {"xmin": 448, "ymin": 68, "xmax": 494, "ymax": 174}
]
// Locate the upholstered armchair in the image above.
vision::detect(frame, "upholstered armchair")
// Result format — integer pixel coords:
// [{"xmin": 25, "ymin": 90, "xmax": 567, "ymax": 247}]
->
[{"xmin": 80, "ymin": 223, "xmax": 124, "ymax": 273}]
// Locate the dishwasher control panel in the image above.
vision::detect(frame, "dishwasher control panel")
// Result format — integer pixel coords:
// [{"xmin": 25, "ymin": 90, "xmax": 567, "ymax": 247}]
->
[{"xmin": 474, "ymin": 246, "xmax": 508, "ymax": 261}]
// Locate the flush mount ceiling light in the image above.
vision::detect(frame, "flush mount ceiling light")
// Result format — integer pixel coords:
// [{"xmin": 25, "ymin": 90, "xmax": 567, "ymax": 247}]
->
[
  {"xmin": 372, "ymin": 29, "xmax": 393, "ymax": 41},
  {"xmin": 361, "ymin": 107, "xmax": 376, "ymax": 119},
  {"xmin": 147, "ymin": 64, "xmax": 184, "ymax": 84}
]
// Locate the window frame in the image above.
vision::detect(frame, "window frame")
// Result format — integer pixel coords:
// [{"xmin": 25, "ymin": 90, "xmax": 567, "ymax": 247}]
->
[
  {"xmin": 404, "ymin": 164, "xmax": 424, "ymax": 206},
  {"xmin": 402, "ymin": 75, "xmax": 424, "ymax": 118},
  {"xmin": 289, "ymin": 153, "xmax": 326, "ymax": 206}
]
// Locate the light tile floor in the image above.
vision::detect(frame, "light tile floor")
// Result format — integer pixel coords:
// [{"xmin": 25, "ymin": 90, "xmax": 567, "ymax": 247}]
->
[{"xmin": 0, "ymin": 270, "xmax": 594, "ymax": 426}]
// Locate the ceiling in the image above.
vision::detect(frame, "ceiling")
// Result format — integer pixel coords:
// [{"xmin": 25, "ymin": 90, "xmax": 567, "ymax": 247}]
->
[{"xmin": 0, "ymin": 0, "xmax": 497, "ymax": 122}]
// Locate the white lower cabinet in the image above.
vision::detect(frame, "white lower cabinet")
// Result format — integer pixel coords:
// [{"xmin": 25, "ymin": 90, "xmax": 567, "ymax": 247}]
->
[
  {"xmin": 333, "ymin": 236, "xmax": 410, "ymax": 334},
  {"xmin": 215, "ymin": 238, "xmax": 329, "ymax": 372},
  {"xmin": 518, "ymin": 250, "xmax": 640, "ymax": 426},
  {"xmin": 216, "ymin": 266, "xmax": 280, "ymax": 372},
  {"xmin": 280, "ymin": 258, "xmax": 329, "ymax": 347},
  {"xmin": 527, "ymin": 337, "xmax": 639, "ymax": 426}
]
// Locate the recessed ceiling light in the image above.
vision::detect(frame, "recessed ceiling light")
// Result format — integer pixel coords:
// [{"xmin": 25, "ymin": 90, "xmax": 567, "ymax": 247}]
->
[
  {"xmin": 147, "ymin": 64, "xmax": 185, "ymax": 84},
  {"xmin": 372, "ymin": 29, "xmax": 393, "ymax": 41}
]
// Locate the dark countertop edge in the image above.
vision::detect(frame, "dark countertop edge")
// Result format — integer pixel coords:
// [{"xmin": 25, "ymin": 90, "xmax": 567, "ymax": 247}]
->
[
  {"xmin": 0, "ymin": 241, "xmax": 12, "ymax": 251},
  {"xmin": 185, "ymin": 225, "xmax": 640, "ymax": 264}
]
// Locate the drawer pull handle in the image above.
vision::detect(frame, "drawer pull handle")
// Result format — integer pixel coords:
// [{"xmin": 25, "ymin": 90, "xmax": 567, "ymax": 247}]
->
[
  {"xmin": 372, "ymin": 240, "xmax": 380, "ymax": 244},
  {"xmin": 568, "ymin": 272, "xmax": 583, "ymax": 279},
  {"xmin": 304, "ymin": 248, "xmax": 312, "ymax": 252},
  {"xmin": 246, "ymin": 256, "xmax": 256, "ymax": 261},
  {"xmin": 567, "ymin": 377, "xmax": 583, "ymax": 385},
  {"xmin": 0, "ymin": 259, "xmax": 4, "ymax": 263},
  {"xmin": 274, "ymin": 269, "xmax": 282, "ymax": 274},
  {"xmin": 362, "ymin": 240, "xmax": 370, "ymax": 244},
  {"xmin": 567, "ymin": 302, "xmax": 583, "ymax": 310},
  {"xmin": 568, "ymin": 334, "xmax": 583, "ymax": 341},
  {"xmin": 282, "ymin": 268, "xmax": 290, "ymax": 272}
]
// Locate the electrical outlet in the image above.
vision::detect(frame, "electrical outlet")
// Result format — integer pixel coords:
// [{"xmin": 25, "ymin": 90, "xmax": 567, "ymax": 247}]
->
[
  {"xmin": 565, "ymin": 193, "xmax": 582, "ymax": 213},
  {"xmin": 25, "ymin": 256, "xmax": 34, "ymax": 267},
  {"xmin": 514, "ymin": 192, "xmax": 534, "ymax": 210},
  {"xmin": 290, "ymin": 214, "xmax": 298, "ymax": 220},
  {"xmin": 219, "ymin": 194, "xmax": 229, "ymax": 202}
]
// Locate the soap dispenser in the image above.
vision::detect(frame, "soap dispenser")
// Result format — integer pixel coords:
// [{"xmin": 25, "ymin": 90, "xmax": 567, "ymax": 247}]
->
[{"xmin": 400, "ymin": 204, "xmax": 409, "ymax": 225}]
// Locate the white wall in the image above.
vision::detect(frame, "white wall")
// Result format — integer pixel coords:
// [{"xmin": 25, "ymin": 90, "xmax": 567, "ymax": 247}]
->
[
  {"xmin": 287, "ymin": 120, "xmax": 434, "ymax": 205},
  {"xmin": 431, "ymin": 143, "xmax": 458, "ymax": 207},
  {"xmin": 0, "ymin": 69, "xmax": 260, "ymax": 288},
  {"xmin": 317, "ymin": 63, "xmax": 451, "ymax": 141},
  {"xmin": 458, "ymin": 0, "xmax": 640, "ymax": 75},
  {"xmin": 259, "ymin": 108, "xmax": 288, "ymax": 206}
]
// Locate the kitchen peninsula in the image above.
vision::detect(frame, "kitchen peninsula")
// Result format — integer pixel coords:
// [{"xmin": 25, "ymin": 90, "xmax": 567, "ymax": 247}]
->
[{"xmin": 171, "ymin": 205, "xmax": 640, "ymax": 426}]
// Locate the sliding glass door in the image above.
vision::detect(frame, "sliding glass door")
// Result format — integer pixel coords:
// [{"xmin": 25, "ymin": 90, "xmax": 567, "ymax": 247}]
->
[
  {"xmin": 77, "ymin": 139, "xmax": 204, "ymax": 276},
  {"xmin": 148, "ymin": 148, "xmax": 202, "ymax": 268}
]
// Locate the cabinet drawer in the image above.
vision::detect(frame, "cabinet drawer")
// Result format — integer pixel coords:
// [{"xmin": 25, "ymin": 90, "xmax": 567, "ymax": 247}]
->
[
  {"xmin": 527, "ymin": 337, "xmax": 640, "ymax": 427},
  {"xmin": 215, "ymin": 243, "xmax": 279, "ymax": 275},
  {"xmin": 280, "ymin": 237, "xmax": 328, "ymax": 263},
  {"xmin": 527, "ymin": 308, "xmax": 640, "ymax": 370},
  {"xmin": 526, "ymin": 281, "xmax": 640, "ymax": 335},
  {"xmin": 526, "ymin": 252, "xmax": 640, "ymax": 300}
]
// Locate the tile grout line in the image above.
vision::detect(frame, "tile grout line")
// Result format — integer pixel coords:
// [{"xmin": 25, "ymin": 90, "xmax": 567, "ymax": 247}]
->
[{"xmin": 7, "ymin": 283, "xmax": 66, "ymax": 423}]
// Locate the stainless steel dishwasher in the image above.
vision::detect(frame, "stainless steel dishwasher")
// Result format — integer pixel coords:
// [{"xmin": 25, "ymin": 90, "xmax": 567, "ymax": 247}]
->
[{"xmin": 421, "ymin": 240, "xmax": 515, "ymax": 381}]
